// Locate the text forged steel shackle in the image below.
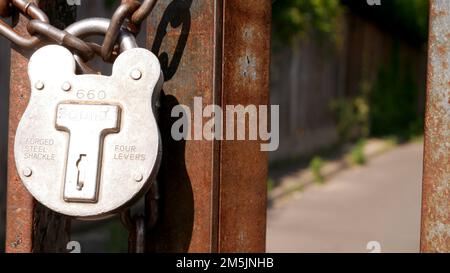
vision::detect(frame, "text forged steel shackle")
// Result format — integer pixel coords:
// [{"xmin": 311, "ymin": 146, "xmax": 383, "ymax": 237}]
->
[
  {"xmin": 64, "ymin": 18, "xmax": 138, "ymax": 74},
  {"xmin": 14, "ymin": 17, "xmax": 164, "ymax": 220}
]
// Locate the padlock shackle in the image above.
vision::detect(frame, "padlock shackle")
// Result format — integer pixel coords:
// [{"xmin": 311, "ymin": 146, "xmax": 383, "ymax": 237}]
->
[
  {"xmin": 65, "ymin": 18, "xmax": 138, "ymax": 74},
  {"xmin": 65, "ymin": 17, "xmax": 137, "ymax": 52}
]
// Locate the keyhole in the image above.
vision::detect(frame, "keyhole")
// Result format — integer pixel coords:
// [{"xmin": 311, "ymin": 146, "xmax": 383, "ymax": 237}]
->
[{"xmin": 76, "ymin": 154, "xmax": 87, "ymax": 191}]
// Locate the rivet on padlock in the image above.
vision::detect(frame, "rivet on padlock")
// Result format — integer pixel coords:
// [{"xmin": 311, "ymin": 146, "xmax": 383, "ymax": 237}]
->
[{"xmin": 62, "ymin": 82, "xmax": 72, "ymax": 92}]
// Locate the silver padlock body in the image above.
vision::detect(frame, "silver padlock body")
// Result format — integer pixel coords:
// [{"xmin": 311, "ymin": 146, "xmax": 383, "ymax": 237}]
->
[{"xmin": 14, "ymin": 45, "xmax": 163, "ymax": 220}]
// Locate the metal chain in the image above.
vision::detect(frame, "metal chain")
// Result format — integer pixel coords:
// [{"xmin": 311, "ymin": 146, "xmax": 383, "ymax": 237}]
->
[
  {"xmin": 121, "ymin": 211, "xmax": 146, "ymax": 253},
  {"xmin": 120, "ymin": 181, "xmax": 159, "ymax": 253},
  {"xmin": 0, "ymin": 0, "xmax": 157, "ymax": 62},
  {"xmin": 0, "ymin": 0, "xmax": 159, "ymax": 252},
  {"xmin": 27, "ymin": 19, "xmax": 94, "ymax": 60},
  {"xmin": 0, "ymin": 0, "xmax": 49, "ymax": 50},
  {"xmin": 103, "ymin": 0, "xmax": 140, "ymax": 61}
]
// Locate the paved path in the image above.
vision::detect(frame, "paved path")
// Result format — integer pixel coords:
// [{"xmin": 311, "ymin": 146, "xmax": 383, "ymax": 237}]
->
[{"xmin": 267, "ymin": 143, "xmax": 423, "ymax": 253}]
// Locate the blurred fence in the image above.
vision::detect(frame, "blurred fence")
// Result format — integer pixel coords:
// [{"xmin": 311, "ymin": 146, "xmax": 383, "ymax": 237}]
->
[{"xmin": 270, "ymin": 11, "xmax": 427, "ymax": 163}]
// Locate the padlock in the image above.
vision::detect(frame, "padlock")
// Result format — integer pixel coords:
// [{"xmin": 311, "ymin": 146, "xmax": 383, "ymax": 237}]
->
[{"xmin": 14, "ymin": 19, "xmax": 163, "ymax": 220}]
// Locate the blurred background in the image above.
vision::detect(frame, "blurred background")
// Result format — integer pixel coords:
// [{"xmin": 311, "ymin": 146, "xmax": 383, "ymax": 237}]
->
[
  {"xmin": 268, "ymin": 0, "xmax": 427, "ymax": 253},
  {"xmin": 0, "ymin": 0, "xmax": 428, "ymax": 252}
]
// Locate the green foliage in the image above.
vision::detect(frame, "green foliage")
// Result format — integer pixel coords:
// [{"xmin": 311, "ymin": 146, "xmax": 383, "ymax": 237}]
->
[
  {"xmin": 272, "ymin": 0, "xmax": 343, "ymax": 42},
  {"xmin": 267, "ymin": 178, "xmax": 275, "ymax": 193},
  {"xmin": 379, "ymin": 0, "xmax": 429, "ymax": 42},
  {"xmin": 309, "ymin": 156, "xmax": 325, "ymax": 184},
  {"xmin": 331, "ymin": 43, "xmax": 423, "ymax": 141},
  {"xmin": 350, "ymin": 139, "xmax": 366, "ymax": 166},
  {"xmin": 370, "ymin": 44, "xmax": 423, "ymax": 138},
  {"xmin": 343, "ymin": 0, "xmax": 429, "ymax": 43},
  {"xmin": 330, "ymin": 91, "xmax": 369, "ymax": 143},
  {"xmin": 273, "ymin": 0, "xmax": 429, "ymax": 43}
]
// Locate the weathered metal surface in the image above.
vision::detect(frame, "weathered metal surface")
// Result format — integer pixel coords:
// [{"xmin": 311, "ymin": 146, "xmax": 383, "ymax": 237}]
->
[
  {"xmin": 0, "ymin": 0, "xmax": 49, "ymax": 50},
  {"xmin": 146, "ymin": 0, "xmax": 270, "ymax": 252},
  {"xmin": 146, "ymin": 0, "xmax": 216, "ymax": 252},
  {"xmin": 6, "ymin": 0, "xmax": 74, "ymax": 253},
  {"xmin": 218, "ymin": 0, "xmax": 271, "ymax": 252},
  {"xmin": 421, "ymin": 0, "xmax": 450, "ymax": 253},
  {"xmin": 6, "ymin": 14, "xmax": 36, "ymax": 253}
]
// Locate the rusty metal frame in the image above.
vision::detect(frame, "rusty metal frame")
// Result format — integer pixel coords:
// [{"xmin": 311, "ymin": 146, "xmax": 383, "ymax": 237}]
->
[
  {"xmin": 6, "ymin": 0, "xmax": 74, "ymax": 253},
  {"xmin": 6, "ymin": 25, "xmax": 34, "ymax": 252},
  {"xmin": 421, "ymin": 0, "xmax": 450, "ymax": 253},
  {"xmin": 218, "ymin": 1, "xmax": 271, "ymax": 252},
  {"xmin": 5, "ymin": 0, "xmax": 270, "ymax": 252},
  {"xmin": 146, "ymin": 0, "xmax": 270, "ymax": 252}
]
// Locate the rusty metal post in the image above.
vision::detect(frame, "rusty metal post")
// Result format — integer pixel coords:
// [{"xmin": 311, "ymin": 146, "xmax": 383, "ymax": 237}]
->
[
  {"xmin": 146, "ymin": 0, "xmax": 217, "ymax": 252},
  {"xmin": 421, "ymin": 0, "xmax": 450, "ymax": 253},
  {"xmin": 146, "ymin": 0, "xmax": 271, "ymax": 252},
  {"xmin": 6, "ymin": 0, "xmax": 75, "ymax": 253},
  {"xmin": 218, "ymin": 0, "xmax": 271, "ymax": 252}
]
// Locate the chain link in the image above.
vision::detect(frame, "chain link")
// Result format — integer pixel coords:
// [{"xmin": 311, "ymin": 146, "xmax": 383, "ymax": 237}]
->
[
  {"xmin": 121, "ymin": 0, "xmax": 157, "ymax": 26},
  {"xmin": 0, "ymin": 0, "xmax": 157, "ymax": 62},
  {"xmin": 121, "ymin": 210, "xmax": 146, "ymax": 253},
  {"xmin": 102, "ymin": 0, "xmax": 140, "ymax": 61},
  {"xmin": 27, "ymin": 19, "xmax": 94, "ymax": 60},
  {"xmin": 0, "ymin": 0, "xmax": 49, "ymax": 50}
]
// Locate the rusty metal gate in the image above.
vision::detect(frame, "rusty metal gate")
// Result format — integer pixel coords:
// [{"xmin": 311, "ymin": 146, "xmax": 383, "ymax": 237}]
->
[
  {"xmin": 5, "ymin": 0, "xmax": 270, "ymax": 253},
  {"xmin": 2, "ymin": 0, "xmax": 449, "ymax": 253}
]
